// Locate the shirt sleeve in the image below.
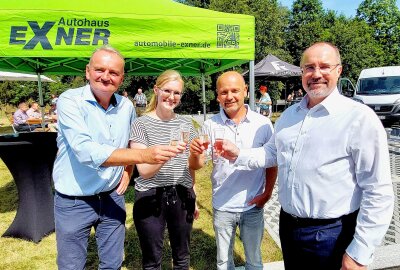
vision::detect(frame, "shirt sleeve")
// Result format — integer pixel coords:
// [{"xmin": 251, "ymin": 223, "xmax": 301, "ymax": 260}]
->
[
  {"xmin": 345, "ymin": 112, "xmax": 394, "ymax": 265},
  {"xmin": 234, "ymin": 132, "xmax": 277, "ymax": 170},
  {"xmin": 57, "ymin": 93, "xmax": 117, "ymax": 169},
  {"xmin": 14, "ymin": 111, "xmax": 27, "ymax": 125}
]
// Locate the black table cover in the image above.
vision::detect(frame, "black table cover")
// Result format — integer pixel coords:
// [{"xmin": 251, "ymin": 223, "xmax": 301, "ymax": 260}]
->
[{"xmin": 0, "ymin": 132, "xmax": 57, "ymax": 243}]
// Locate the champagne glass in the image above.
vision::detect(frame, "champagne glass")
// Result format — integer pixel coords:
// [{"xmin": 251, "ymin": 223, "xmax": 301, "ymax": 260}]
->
[
  {"xmin": 170, "ymin": 128, "xmax": 181, "ymax": 146},
  {"xmin": 213, "ymin": 128, "xmax": 225, "ymax": 164},
  {"xmin": 180, "ymin": 123, "xmax": 191, "ymax": 144},
  {"xmin": 198, "ymin": 128, "xmax": 211, "ymax": 163},
  {"xmin": 168, "ymin": 128, "xmax": 181, "ymax": 173}
]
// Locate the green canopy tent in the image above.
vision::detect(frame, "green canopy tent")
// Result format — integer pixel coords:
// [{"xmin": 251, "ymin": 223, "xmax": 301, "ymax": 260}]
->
[{"xmin": 0, "ymin": 0, "xmax": 255, "ymax": 123}]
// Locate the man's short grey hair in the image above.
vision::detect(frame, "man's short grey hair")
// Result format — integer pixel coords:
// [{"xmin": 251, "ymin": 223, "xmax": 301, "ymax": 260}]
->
[{"xmin": 89, "ymin": 45, "xmax": 125, "ymax": 68}]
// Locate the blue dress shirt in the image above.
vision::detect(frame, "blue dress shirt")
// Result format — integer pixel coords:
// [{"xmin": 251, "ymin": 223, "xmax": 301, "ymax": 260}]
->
[{"xmin": 53, "ymin": 85, "xmax": 135, "ymax": 196}]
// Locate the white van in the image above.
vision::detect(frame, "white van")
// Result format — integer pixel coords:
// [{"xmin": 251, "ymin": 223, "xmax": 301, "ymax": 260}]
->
[{"xmin": 339, "ymin": 66, "xmax": 400, "ymax": 125}]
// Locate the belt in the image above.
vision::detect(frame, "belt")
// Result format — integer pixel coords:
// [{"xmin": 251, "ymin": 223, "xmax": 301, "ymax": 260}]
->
[
  {"xmin": 136, "ymin": 104, "xmax": 146, "ymax": 107},
  {"xmin": 56, "ymin": 187, "xmax": 116, "ymax": 199},
  {"xmin": 280, "ymin": 208, "xmax": 358, "ymax": 227}
]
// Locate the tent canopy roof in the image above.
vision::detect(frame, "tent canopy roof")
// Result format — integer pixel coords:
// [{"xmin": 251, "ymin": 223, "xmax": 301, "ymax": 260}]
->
[
  {"xmin": 0, "ymin": 71, "xmax": 54, "ymax": 82},
  {"xmin": 0, "ymin": 0, "xmax": 254, "ymax": 76},
  {"xmin": 249, "ymin": 54, "xmax": 301, "ymax": 79}
]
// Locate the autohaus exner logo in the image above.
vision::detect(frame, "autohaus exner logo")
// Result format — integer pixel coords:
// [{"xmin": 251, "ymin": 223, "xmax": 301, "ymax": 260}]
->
[{"xmin": 9, "ymin": 17, "xmax": 110, "ymax": 50}]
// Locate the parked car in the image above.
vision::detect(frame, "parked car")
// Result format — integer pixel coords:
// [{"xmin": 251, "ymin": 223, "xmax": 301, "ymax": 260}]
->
[{"xmin": 339, "ymin": 66, "xmax": 400, "ymax": 126}]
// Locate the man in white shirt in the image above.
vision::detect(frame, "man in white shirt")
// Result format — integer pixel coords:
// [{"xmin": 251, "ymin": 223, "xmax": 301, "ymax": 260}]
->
[
  {"xmin": 133, "ymin": 87, "xmax": 147, "ymax": 116},
  {"xmin": 26, "ymin": 102, "xmax": 41, "ymax": 119},
  {"xmin": 219, "ymin": 42, "xmax": 394, "ymax": 270},
  {"xmin": 189, "ymin": 71, "xmax": 277, "ymax": 270}
]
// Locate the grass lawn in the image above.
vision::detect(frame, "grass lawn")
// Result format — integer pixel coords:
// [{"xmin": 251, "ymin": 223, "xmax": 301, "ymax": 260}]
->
[{"xmin": 0, "ymin": 149, "xmax": 282, "ymax": 269}]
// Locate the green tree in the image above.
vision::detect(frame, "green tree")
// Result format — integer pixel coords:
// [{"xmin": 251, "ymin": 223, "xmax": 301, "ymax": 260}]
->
[
  {"xmin": 286, "ymin": 0, "xmax": 326, "ymax": 64},
  {"xmin": 324, "ymin": 17, "xmax": 385, "ymax": 82},
  {"xmin": 356, "ymin": 0, "xmax": 400, "ymax": 64},
  {"xmin": 175, "ymin": 0, "xmax": 209, "ymax": 8}
]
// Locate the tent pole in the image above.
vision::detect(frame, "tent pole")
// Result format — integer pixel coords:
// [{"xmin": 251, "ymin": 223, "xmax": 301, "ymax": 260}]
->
[
  {"xmin": 37, "ymin": 72, "xmax": 45, "ymax": 129},
  {"xmin": 201, "ymin": 73, "xmax": 206, "ymax": 122},
  {"xmin": 249, "ymin": 60, "xmax": 255, "ymax": 110}
]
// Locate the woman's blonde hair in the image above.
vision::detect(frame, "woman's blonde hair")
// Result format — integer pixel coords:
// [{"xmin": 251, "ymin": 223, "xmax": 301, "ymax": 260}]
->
[{"xmin": 145, "ymin": 69, "xmax": 184, "ymax": 113}]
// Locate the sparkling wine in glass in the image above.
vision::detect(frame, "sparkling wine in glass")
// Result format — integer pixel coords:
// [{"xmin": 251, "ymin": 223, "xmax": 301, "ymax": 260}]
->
[
  {"xmin": 170, "ymin": 128, "xmax": 181, "ymax": 145},
  {"xmin": 180, "ymin": 123, "xmax": 191, "ymax": 143},
  {"xmin": 199, "ymin": 133, "xmax": 210, "ymax": 149},
  {"xmin": 214, "ymin": 138, "xmax": 223, "ymax": 155},
  {"xmin": 213, "ymin": 128, "xmax": 225, "ymax": 164}
]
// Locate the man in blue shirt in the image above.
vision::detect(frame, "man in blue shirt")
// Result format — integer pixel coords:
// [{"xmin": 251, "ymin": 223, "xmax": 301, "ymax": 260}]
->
[{"xmin": 53, "ymin": 45, "xmax": 182, "ymax": 270}]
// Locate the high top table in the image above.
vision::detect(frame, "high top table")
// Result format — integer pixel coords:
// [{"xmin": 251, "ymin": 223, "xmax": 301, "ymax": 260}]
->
[{"xmin": 0, "ymin": 132, "xmax": 57, "ymax": 243}]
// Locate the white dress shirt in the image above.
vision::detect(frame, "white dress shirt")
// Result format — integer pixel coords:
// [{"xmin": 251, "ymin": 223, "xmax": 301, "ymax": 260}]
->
[
  {"xmin": 235, "ymin": 89, "xmax": 394, "ymax": 265},
  {"xmin": 205, "ymin": 105, "xmax": 274, "ymax": 212}
]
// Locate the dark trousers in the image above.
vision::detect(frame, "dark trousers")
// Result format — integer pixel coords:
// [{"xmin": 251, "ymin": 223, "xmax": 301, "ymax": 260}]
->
[
  {"xmin": 279, "ymin": 208, "xmax": 358, "ymax": 270},
  {"xmin": 54, "ymin": 189, "xmax": 126, "ymax": 270},
  {"xmin": 133, "ymin": 185, "xmax": 195, "ymax": 270},
  {"xmin": 15, "ymin": 123, "xmax": 41, "ymax": 132}
]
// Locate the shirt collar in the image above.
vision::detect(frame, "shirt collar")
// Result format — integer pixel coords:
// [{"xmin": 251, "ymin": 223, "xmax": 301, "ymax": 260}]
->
[
  {"xmin": 220, "ymin": 104, "xmax": 251, "ymax": 124},
  {"xmin": 84, "ymin": 84, "xmax": 118, "ymax": 107},
  {"xmin": 296, "ymin": 88, "xmax": 341, "ymax": 115}
]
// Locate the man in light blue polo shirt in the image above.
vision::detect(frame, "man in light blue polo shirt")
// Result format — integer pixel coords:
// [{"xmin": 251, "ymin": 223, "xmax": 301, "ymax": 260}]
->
[
  {"xmin": 53, "ymin": 45, "xmax": 182, "ymax": 270},
  {"xmin": 189, "ymin": 71, "xmax": 277, "ymax": 270}
]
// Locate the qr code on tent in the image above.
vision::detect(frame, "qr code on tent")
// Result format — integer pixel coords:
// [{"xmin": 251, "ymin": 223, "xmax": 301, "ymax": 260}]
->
[{"xmin": 217, "ymin": 24, "xmax": 240, "ymax": 48}]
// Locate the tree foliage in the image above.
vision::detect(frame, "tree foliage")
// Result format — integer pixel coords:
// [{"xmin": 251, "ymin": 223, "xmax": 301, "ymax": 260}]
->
[
  {"xmin": 286, "ymin": 0, "xmax": 326, "ymax": 64},
  {"xmin": 356, "ymin": 0, "xmax": 400, "ymax": 64}
]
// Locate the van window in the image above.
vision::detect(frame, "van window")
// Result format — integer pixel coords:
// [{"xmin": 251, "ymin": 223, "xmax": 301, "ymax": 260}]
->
[{"xmin": 358, "ymin": 76, "xmax": 400, "ymax": 94}]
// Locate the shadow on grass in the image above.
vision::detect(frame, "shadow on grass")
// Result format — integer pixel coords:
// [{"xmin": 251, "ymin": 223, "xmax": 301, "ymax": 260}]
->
[{"xmin": 0, "ymin": 179, "xmax": 17, "ymax": 213}]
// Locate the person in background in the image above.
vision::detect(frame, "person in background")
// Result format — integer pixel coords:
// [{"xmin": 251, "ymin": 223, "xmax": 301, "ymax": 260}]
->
[
  {"xmin": 26, "ymin": 102, "xmax": 42, "ymax": 119},
  {"xmin": 13, "ymin": 102, "xmax": 41, "ymax": 132},
  {"xmin": 122, "ymin": 90, "xmax": 135, "ymax": 104},
  {"xmin": 47, "ymin": 100, "xmax": 58, "ymax": 132},
  {"xmin": 130, "ymin": 69, "xmax": 198, "ymax": 269},
  {"xmin": 286, "ymin": 91, "xmax": 295, "ymax": 105},
  {"xmin": 219, "ymin": 42, "xmax": 394, "ymax": 270},
  {"xmin": 51, "ymin": 94, "xmax": 58, "ymax": 105},
  {"xmin": 133, "ymin": 87, "xmax": 147, "ymax": 117},
  {"xmin": 294, "ymin": 88, "xmax": 303, "ymax": 100},
  {"xmin": 189, "ymin": 71, "xmax": 277, "ymax": 270},
  {"xmin": 257, "ymin": 85, "xmax": 272, "ymax": 117},
  {"xmin": 52, "ymin": 45, "xmax": 182, "ymax": 270}
]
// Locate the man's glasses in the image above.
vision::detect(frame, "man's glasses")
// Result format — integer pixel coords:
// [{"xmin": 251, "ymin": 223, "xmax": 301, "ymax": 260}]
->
[
  {"xmin": 301, "ymin": 64, "xmax": 340, "ymax": 75},
  {"xmin": 158, "ymin": 88, "xmax": 182, "ymax": 98}
]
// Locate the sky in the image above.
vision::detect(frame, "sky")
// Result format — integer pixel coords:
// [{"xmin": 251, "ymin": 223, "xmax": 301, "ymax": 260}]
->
[{"xmin": 279, "ymin": 0, "xmax": 400, "ymax": 17}]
